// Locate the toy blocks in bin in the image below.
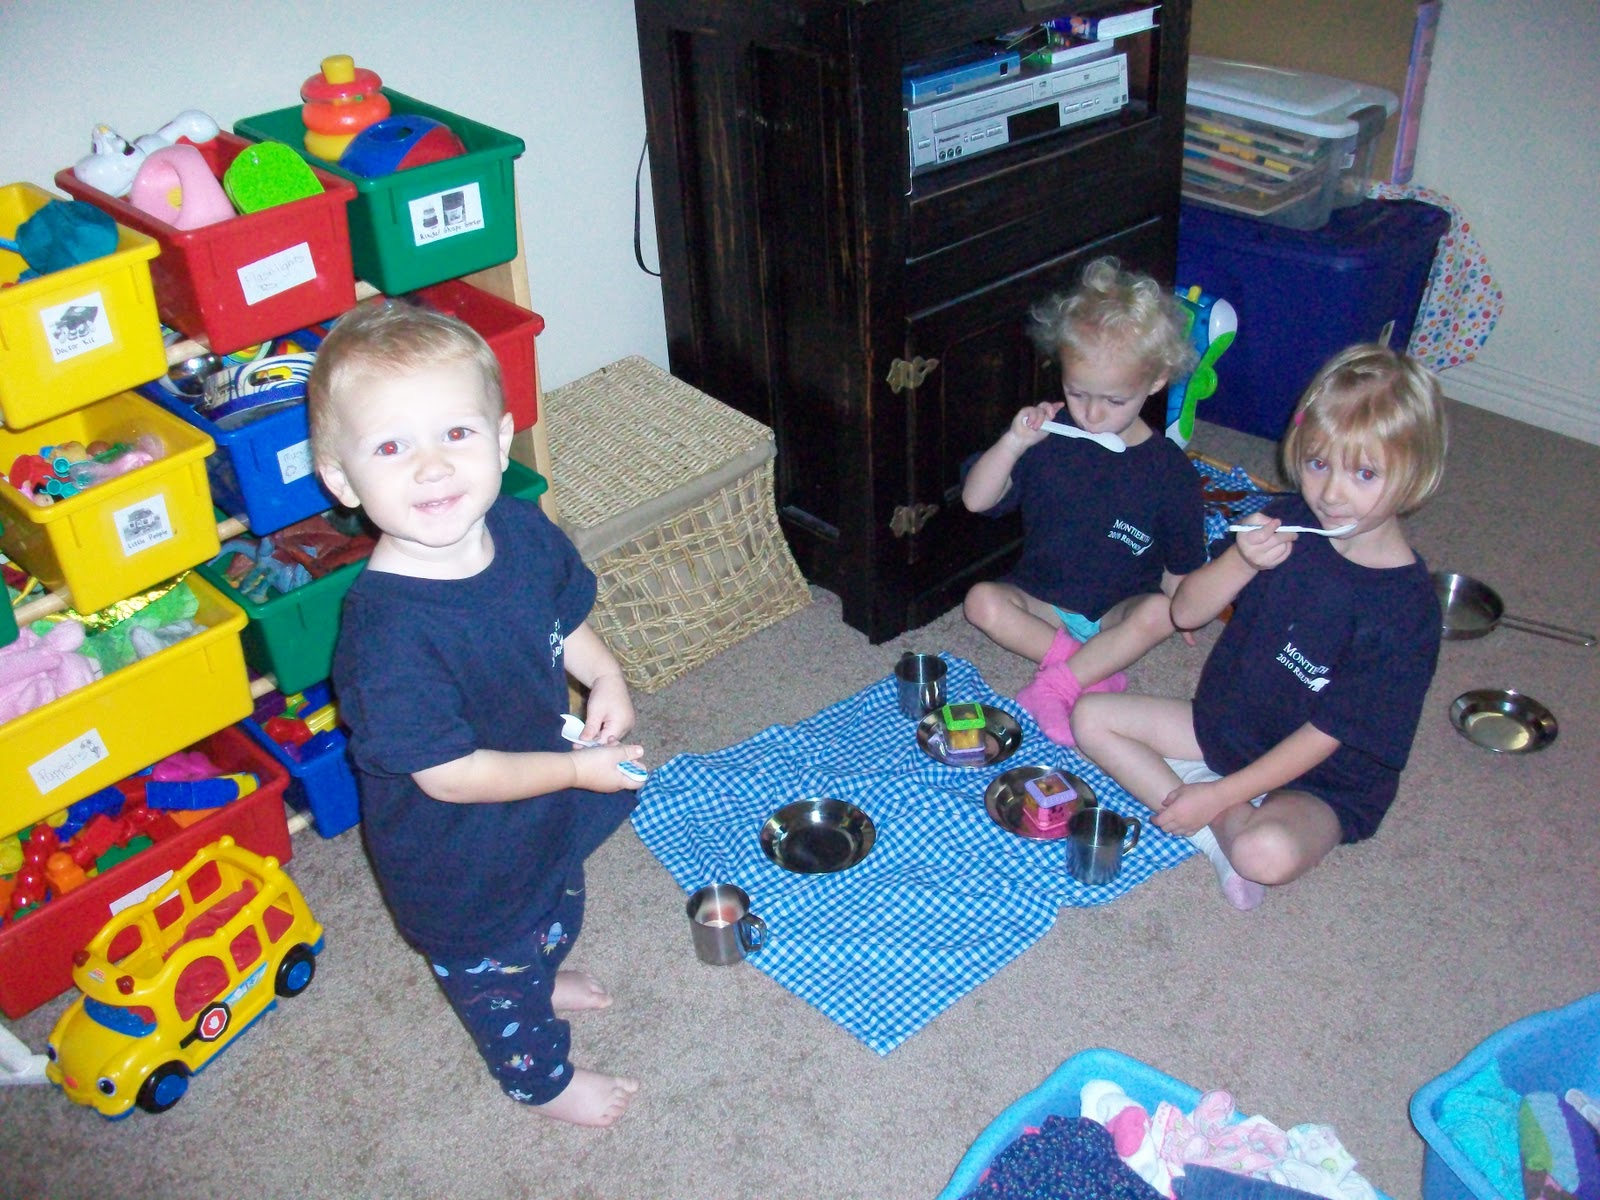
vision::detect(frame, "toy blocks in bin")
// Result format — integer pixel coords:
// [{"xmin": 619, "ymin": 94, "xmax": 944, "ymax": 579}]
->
[
  {"xmin": 1411, "ymin": 991, "xmax": 1600, "ymax": 1200},
  {"xmin": 0, "ymin": 573, "xmax": 251, "ymax": 837},
  {"xmin": 0, "ymin": 724, "xmax": 293, "ymax": 1018},
  {"xmin": 410, "ymin": 280, "xmax": 544, "ymax": 431},
  {"xmin": 0, "ymin": 391, "xmax": 221, "ymax": 613},
  {"xmin": 143, "ymin": 380, "xmax": 335, "ymax": 537},
  {"xmin": 234, "ymin": 91, "xmax": 524, "ymax": 295},
  {"xmin": 54, "ymin": 132, "xmax": 357, "ymax": 356},
  {"xmin": 243, "ymin": 712, "xmax": 358, "ymax": 840},
  {"xmin": 0, "ymin": 182, "xmax": 168, "ymax": 430}
]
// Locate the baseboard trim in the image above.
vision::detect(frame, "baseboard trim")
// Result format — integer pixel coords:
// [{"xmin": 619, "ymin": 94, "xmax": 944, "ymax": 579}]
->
[{"xmin": 1441, "ymin": 361, "xmax": 1600, "ymax": 446}]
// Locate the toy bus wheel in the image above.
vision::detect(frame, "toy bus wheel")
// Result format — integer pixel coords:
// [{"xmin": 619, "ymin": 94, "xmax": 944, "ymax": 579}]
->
[
  {"xmin": 275, "ymin": 945, "xmax": 316, "ymax": 997},
  {"xmin": 137, "ymin": 1063, "xmax": 190, "ymax": 1114}
]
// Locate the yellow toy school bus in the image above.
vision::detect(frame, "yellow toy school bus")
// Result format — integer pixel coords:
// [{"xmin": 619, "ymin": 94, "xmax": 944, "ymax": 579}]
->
[{"xmin": 45, "ymin": 836, "xmax": 323, "ymax": 1118}]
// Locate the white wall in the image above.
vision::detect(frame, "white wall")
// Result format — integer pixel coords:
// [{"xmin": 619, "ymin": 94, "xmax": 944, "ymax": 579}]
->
[
  {"xmin": 7, "ymin": 1, "xmax": 1596, "ymax": 445},
  {"xmin": 1411, "ymin": 0, "xmax": 1600, "ymax": 444},
  {"xmin": 0, "ymin": 0, "xmax": 668, "ymax": 395}
]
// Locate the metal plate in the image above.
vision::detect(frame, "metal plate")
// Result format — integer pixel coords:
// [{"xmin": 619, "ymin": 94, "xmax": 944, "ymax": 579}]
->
[
  {"xmin": 760, "ymin": 798, "xmax": 877, "ymax": 874},
  {"xmin": 916, "ymin": 706, "xmax": 1023, "ymax": 768},
  {"xmin": 1449, "ymin": 689, "xmax": 1558, "ymax": 754},
  {"xmin": 982, "ymin": 764, "xmax": 1097, "ymax": 841}
]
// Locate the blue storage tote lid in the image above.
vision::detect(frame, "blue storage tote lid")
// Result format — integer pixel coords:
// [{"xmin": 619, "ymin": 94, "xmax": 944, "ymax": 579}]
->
[{"xmin": 1179, "ymin": 197, "xmax": 1450, "ymax": 271}]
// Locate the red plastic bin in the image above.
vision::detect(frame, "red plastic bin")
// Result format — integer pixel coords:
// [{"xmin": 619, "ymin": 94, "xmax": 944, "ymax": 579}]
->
[
  {"xmin": 409, "ymin": 280, "xmax": 544, "ymax": 431},
  {"xmin": 54, "ymin": 132, "xmax": 358, "ymax": 356},
  {"xmin": 0, "ymin": 724, "xmax": 293, "ymax": 1019}
]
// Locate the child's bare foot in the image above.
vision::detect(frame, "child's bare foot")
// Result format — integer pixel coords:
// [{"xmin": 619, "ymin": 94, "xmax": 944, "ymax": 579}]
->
[
  {"xmin": 552, "ymin": 969, "xmax": 613, "ymax": 1012},
  {"xmin": 534, "ymin": 1068, "xmax": 640, "ymax": 1128}
]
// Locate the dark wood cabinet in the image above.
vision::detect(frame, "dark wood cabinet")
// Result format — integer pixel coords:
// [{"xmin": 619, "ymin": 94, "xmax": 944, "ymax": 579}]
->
[{"xmin": 635, "ymin": 0, "xmax": 1192, "ymax": 642}]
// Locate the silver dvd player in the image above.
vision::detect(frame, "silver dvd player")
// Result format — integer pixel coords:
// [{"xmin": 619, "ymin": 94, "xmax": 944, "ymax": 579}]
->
[{"xmin": 906, "ymin": 54, "xmax": 1129, "ymax": 175}]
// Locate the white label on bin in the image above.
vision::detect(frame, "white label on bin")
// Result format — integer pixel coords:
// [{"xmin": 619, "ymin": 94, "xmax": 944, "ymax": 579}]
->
[
  {"xmin": 278, "ymin": 438, "xmax": 313, "ymax": 484},
  {"xmin": 28, "ymin": 729, "xmax": 111, "ymax": 794},
  {"xmin": 237, "ymin": 242, "xmax": 316, "ymax": 306},
  {"xmin": 41, "ymin": 291, "xmax": 114, "ymax": 363},
  {"xmin": 110, "ymin": 870, "xmax": 175, "ymax": 917},
  {"xmin": 112, "ymin": 493, "xmax": 175, "ymax": 555},
  {"xmin": 408, "ymin": 182, "xmax": 484, "ymax": 247}
]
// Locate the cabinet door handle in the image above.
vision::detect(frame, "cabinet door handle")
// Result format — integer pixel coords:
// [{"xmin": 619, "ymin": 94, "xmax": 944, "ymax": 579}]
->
[
  {"xmin": 886, "ymin": 356, "xmax": 940, "ymax": 394},
  {"xmin": 890, "ymin": 502, "xmax": 940, "ymax": 538}
]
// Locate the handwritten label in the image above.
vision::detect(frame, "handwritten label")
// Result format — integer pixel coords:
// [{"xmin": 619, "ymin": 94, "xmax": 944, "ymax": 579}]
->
[
  {"xmin": 113, "ymin": 492, "xmax": 175, "ymax": 555},
  {"xmin": 42, "ymin": 291, "xmax": 114, "ymax": 363},
  {"xmin": 277, "ymin": 439, "xmax": 313, "ymax": 485},
  {"xmin": 237, "ymin": 242, "xmax": 316, "ymax": 306},
  {"xmin": 110, "ymin": 871, "xmax": 175, "ymax": 916},
  {"xmin": 408, "ymin": 182, "xmax": 485, "ymax": 247},
  {"xmin": 28, "ymin": 729, "xmax": 110, "ymax": 794}
]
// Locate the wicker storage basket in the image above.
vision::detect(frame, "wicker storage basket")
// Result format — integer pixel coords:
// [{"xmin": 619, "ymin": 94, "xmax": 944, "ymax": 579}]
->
[{"xmin": 544, "ymin": 357, "xmax": 810, "ymax": 692}]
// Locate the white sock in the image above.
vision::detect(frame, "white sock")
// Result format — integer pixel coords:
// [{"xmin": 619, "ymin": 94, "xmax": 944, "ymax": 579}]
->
[{"xmin": 1187, "ymin": 826, "xmax": 1265, "ymax": 911}]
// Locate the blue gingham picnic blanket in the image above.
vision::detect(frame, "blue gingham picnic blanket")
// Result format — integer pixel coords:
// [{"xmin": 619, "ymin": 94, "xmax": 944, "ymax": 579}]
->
[
  {"xmin": 1192, "ymin": 454, "xmax": 1278, "ymax": 550},
  {"xmin": 631, "ymin": 656, "xmax": 1196, "ymax": 1055}
]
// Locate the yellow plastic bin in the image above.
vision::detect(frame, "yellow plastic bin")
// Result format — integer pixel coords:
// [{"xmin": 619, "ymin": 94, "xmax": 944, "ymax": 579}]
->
[
  {"xmin": 0, "ymin": 182, "xmax": 168, "ymax": 430},
  {"xmin": 0, "ymin": 573, "xmax": 252, "ymax": 833},
  {"xmin": 0, "ymin": 392, "xmax": 220, "ymax": 613}
]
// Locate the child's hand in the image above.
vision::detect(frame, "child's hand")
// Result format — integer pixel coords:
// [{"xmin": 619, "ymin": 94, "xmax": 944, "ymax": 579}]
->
[
  {"xmin": 1154, "ymin": 778, "xmax": 1235, "ymax": 837},
  {"xmin": 581, "ymin": 672, "xmax": 636, "ymax": 744},
  {"xmin": 571, "ymin": 744, "xmax": 648, "ymax": 793},
  {"xmin": 1232, "ymin": 518, "xmax": 1297, "ymax": 572},
  {"xmin": 1007, "ymin": 400, "xmax": 1064, "ymax": 447}
]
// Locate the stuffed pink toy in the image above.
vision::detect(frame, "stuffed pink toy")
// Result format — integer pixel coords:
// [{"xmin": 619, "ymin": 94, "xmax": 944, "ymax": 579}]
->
[{"xmin": 0, "ymin": 620, "xmax": 100, "ymax": 723}]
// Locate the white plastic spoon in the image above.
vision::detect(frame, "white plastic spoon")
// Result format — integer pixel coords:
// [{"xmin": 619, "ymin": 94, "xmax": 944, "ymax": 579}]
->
[
  {"xmin": 560, "ymin": 714, "xmax": 648, "ymax": 783},
  {"xmin": 1228, "ymin": 522, "xmax": 1358, "ymax": 537},
  {"xmin": 1040, "ymin": 421, "xmax": 1126, "ymax": 453}
]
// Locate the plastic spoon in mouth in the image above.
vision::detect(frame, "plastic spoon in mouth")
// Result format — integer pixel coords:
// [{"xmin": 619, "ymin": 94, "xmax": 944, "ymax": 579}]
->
[
  {"xmin": 560, "ymin": 714, "xmax": 648, "ymax": 783},
  {"xmin": 1040, "ymin": 421, "xmax": 1126, "ymax": 453},
  {"xmin": 1229, "ymin": 522, "xmax": 1358, "ymax": 537}
]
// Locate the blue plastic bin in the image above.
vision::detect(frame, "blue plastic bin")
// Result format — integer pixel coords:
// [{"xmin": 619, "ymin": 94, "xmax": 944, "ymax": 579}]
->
[
  {"xmin": 242, "ymin": 716, "xmax": 360, "ymax": 839},
  {"xmin": 143, "ymin": 380, "xmax": 335, "ymax": 536},
  {"xmin": 939, "ymin": 1048, "xmax": 1393, "ymax": 1200},
  {"xmin": 1410, "ymin": 991, "xmax": 1600, "ymax": 1200},
  {"xmin": 1176, "ymin": 197, "xmax": 1449, "ymax": 440}
]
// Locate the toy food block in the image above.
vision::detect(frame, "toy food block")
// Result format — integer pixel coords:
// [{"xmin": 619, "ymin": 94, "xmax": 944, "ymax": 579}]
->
[
  {"xmin": 0, "ymin": 392, "xmax": 218, "ymax": 613},
  {"xmin": 0, "ymin": 574, "xmax": 251, "ymax": 836},
  {"xmin": 0, "ymin": 725, "xmax": 293, "ymax": 1019},
  {"xmin": 1021, "ymin": 770, "xmax": 1081, "ymax": 835},
  {"xmin": 939, "ymin": 702, "xmax": 989, "ymax": 764},
  {"xmin": 0, "ymin": 182, "xmax": 167, "ymax": 430},
  {"xmin": 409, "ymin": 280, "xmax": 545, "ymax": 431},
  {"xmin": 54, "ymin": 133, "xmax": 357, "ymax": 355},
  {"xmin": 235, "ymin": 90, "xmax": 524, "ymax": 295}
]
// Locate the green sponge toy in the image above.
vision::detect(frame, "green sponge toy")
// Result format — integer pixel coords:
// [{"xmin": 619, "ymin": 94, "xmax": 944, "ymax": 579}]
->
[{"xmin": 223, "ymin": 141, "xmax": 324, "ymax": 215}]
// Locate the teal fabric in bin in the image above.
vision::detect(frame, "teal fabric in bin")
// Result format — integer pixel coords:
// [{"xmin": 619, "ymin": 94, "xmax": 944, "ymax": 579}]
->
[{"xmin": 1411, "ymin": 991, "xmax": 1600, "ymax": 1200}]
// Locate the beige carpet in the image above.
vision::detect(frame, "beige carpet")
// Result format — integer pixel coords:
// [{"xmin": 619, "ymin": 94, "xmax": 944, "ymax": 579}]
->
[{"xmin": 3, "ymin": 402, "xmax": 1597, "ymax": 1200}]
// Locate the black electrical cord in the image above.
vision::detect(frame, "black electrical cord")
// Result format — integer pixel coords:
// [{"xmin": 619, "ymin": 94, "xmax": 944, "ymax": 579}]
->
[{"xmin": 634, "ymin": 138, "xmax": 660, "ymax": 277}]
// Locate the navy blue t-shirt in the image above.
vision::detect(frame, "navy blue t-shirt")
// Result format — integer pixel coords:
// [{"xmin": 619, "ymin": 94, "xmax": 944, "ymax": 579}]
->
[
  {"xmin": 1193, "ymin": 494, "xmax": 1442, "ymax": 842},
  {"xmin": 333, "ymin": 496, "xmax": 637, "ymax": 957},
  {"xmin": 974, "ymin": 431, "xmax": 1207, "ymax": 619}
]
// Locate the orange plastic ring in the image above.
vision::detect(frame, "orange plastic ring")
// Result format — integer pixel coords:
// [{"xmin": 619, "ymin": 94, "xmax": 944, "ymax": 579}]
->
[{"xmin": 301, "ymin": 92, "xmax": 390, "ymax": 136}]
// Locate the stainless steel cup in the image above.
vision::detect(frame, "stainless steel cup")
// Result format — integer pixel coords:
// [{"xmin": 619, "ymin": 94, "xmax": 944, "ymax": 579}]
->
[
  {"xmin": 894, "ymin": 652, "xmax": 948, "ymax": 719},
  {"xmin": 1066, "ymin": 807, "xmax": 1142, "ymax": 886},
  {"xmin": 686, "ymin": 884, "xmax": 767, "ymax": 965}
]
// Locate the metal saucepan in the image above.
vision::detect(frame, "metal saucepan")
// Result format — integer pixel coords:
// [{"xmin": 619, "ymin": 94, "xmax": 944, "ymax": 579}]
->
[{"xmin": 1433, "ymin": 572, "xmax": 1596, "ymax": 647}]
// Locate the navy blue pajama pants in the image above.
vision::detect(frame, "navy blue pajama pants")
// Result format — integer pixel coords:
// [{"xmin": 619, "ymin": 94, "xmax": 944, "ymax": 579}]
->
[{"xmin": 427, "ymin": 870, "xmax": 586, "ymax": 1105}]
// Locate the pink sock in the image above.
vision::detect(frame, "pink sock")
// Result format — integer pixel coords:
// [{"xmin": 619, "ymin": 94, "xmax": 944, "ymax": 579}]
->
[
  {"xmin": 1020, "ymin": 660, "xmax": 1085, "ymax": 745},
  {"xmin": 1040, "ymin": 627, "xmax": 1082, "ymax": 669}
]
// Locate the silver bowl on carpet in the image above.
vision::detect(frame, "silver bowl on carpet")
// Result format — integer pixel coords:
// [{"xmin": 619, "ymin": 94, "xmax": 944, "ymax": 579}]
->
[{"xmin": 1449, "ymin": 689, "xmax": 1558, "ymax": 753}]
